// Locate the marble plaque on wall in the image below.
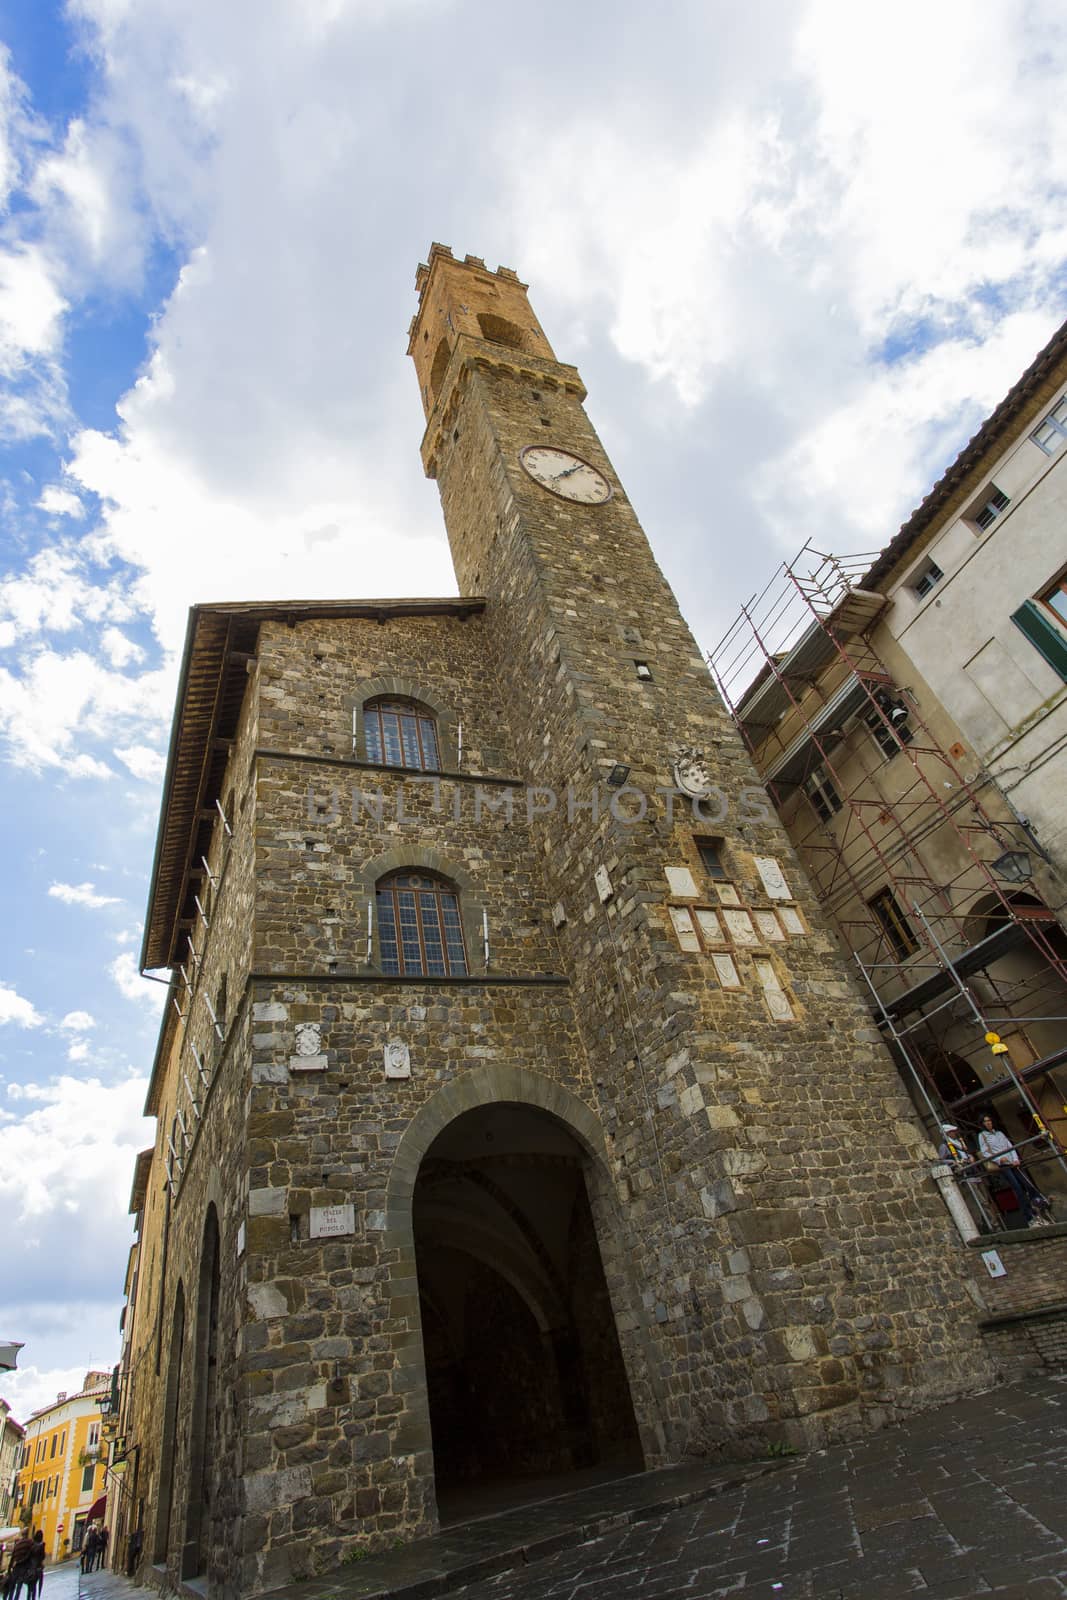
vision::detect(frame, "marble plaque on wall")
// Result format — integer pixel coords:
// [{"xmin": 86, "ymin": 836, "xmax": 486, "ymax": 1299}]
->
[{"xmin": 310, "ymin": 1204, "xmax": 356, "ymax": 1240}]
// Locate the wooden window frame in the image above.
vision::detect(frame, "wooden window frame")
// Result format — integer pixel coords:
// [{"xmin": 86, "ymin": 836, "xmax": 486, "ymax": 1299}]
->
[
  {"xmin": 1039, "ymin": 572, "xmax": 1067, "ymax": 627},
  {"xmin": 867, "ymin": 886, "xmax": 919, "ymax": 961},
  {"xmin": 363, "ymin": 698, "xmax": 441, "ymax": 773},
  {"xmin": 376, "ymin": 871, "xmax": 468, "ymax": 977}
]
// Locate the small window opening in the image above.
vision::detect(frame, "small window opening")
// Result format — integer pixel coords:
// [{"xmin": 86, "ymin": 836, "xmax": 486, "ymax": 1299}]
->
[
  {"xmin": 970, "ymin": 485, "xmax": 1009, "ymax": 531},
  {"xmin": 804, "ymin": 769, "xmax": 843, "ymax": 824},
  {"xmin": 1031, "ymin": 397, "xmax": 1067, "ymax": 456},
  {"xmin": 215, "ymin": 973, "xmax": 228, "ymax": 1030},
  {"xmin": 635, "ymin": 661, "xmax": 654, "ymax": 681},
  {"xmin": 429, "ymin": 337, "xmax": 451, "ymax": 399},
  {"xmin": 1040, "ymin": 575, "xmax": 1067, "ymax": 625},
  {"xmin": 477, "ymin": 313, "xmax": 524, "ymax": 350},
  {"xmin": 912, "ymin": 559, "xmax": 944, "ymax": 599},
  {"xmin": 695, "ymin": 838, "xmax": 727, "ymax": 880},
  {"xmin": 864, "ymin": 692, "xmax": 913, "ymax": 757}
]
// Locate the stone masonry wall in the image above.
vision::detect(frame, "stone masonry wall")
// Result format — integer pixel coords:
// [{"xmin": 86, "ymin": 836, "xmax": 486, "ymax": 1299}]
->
[
  {"xmin": 227, "ymin": 610, "xmax": 663, "ymax": 1591},
  {"xmin": 125, "ymin": 671, "xmax": 260, "ymax": 1599}
]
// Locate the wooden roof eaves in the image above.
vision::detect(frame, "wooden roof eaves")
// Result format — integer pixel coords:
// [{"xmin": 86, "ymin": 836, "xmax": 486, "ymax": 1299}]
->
[
  {"xmin": 128, "ymin": 1147, "xmax": 155, "ymax": 1214},
  {"xmin": 140, "ymin": 606, "xmax": 203, "ymax": 975},
  {"xmin": 189, "ymin": 596, "xmax": 486, "ymax": 623}
]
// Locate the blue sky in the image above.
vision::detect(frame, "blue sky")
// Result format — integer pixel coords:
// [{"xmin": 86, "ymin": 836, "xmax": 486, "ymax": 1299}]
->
[{"xmin": 1, "ymin": 0, "xmax": 1066, "ymax": 1419}]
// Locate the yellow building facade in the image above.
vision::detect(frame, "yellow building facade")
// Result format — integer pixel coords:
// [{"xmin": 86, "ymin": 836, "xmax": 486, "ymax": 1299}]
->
[{"xmin": 14, "ymin": 1372, "xmax": 110, "ymax": 1563}]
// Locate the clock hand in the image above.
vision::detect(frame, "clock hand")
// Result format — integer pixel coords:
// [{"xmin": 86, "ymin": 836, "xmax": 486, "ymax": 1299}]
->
[{"xmin": 554, "ymin": 462, "xmax": 584, "ymax": 480}]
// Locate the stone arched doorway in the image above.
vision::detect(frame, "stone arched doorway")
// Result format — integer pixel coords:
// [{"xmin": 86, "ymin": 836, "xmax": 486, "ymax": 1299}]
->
[{"xmin": 412, "ymin": 1099, "xmax": 643, "ymax": 1519}]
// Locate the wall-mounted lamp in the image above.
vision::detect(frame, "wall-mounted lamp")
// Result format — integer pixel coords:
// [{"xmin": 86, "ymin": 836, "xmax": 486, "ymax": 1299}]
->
[
  {"xmin": 991, "ymin": 849, "xmax": 1033, "ymax": 884},
  {"xmin": 606, "ymin": 764, "xmax": 630, "ymax": 787}
]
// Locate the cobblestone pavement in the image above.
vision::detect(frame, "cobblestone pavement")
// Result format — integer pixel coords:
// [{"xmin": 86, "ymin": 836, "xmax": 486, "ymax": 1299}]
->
[
  {"xmin": 73, "ymin": 1565, "xmax": 136, "ymax": 1600},
  {"xmin": 452, "ymin": 1377, "xmax": 1067, "ymax": 1600},
  {"xmin": 35, "ymin": 1558, "xmax": 130, "ymax": 1600},
  {"xmin": 37, "ymin": 1558, "xmax": 80, "ymax": 1600}
]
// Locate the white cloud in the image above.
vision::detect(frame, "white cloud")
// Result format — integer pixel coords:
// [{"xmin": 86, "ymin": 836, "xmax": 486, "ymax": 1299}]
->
[
  {"xmin": 101, "ymin": 626, "xmax": 143, "ymax": 667},
  {"xmin": 114, "ymin": 742, "xmax": 163, "ymax": 780},
  {"xmin": 1, "ymin": 1361, "xmax": 105, "ymax": 1424},
  {"xmin": 36, "ymin": 485, "xmax": 85, "ymax": 518},
  {"xmin": 30, "ymin": 117, "xmax": 144, "ymax": 287},
  {"xmin": 48, "ymin": 881, "xmax": 121, "ymax": 909},
  {"xmin": 0, "ymin": 983, "xmax": 42, "ymax": 1028},
  {"xmin": 67, "ymin": 752, "xmax": 116, "ymax": 780},
  {"xmin": 0, "ymin": 644, "xmax": 169, "ymax": 773},
  {"xmin": 0, "ymin": 1076, "xmax": 151, "ymax": 1386},
  {"xmin": 0, "ymin": 545, "xmax": 134, "ymax": 638},
  {"xmin": 66, "ymin": 1039, "xmax": 90, "ymax": 1063},
  {"xmin": 109, "ymin": 951, "xmax": 163, "ymax": 1015},
  {"xmin": 59, "ymin": 1010, "xmax": 96, "ymax": 1032},
  {"xmin": 0, "ymin": 1074, "xmax": 151, "ymax": 1216},
  {"xmin": 0, "ymin": 244, "xmax": 65, "ymax": 367},
  {"xmin": 0, "ymin": 45, "xmax": 30, "ymax": 209}
]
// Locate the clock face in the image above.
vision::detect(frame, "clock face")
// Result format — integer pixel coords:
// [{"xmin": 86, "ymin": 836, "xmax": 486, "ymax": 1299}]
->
[{"xmin": 520, "ymin": 446, "xmax": 612, "ymax": 504}]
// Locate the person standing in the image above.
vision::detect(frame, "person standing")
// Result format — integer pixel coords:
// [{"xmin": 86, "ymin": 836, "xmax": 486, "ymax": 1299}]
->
[
  {"xmin": 96, "ymin": 1528, "xmax": 108, "ymax": 1573},
  {"xmin": 79, "ymin": 1530, "xmax": 97, "ymax": 1576},
  {"xmin": 978, "ymin": 1114, "xmax": 1044, "ymax": 1226},
  {"xmin": 3, "ymin": 1529, "xmax": 34, "ymax": 1600},
  {"xmin": 25, "ymin": 1533, "xmax": 43, "ymax": 1600}
]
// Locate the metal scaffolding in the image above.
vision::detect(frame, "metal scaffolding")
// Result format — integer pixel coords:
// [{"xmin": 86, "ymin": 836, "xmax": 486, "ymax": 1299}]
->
[{"xmin": 709, "ymin": 542, "xmax": 1067, "ymax": 1218}]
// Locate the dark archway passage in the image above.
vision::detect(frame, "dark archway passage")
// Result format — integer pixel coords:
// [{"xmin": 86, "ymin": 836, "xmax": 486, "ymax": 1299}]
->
[{"xmin": 413, "ymin": 1102, "xmax": 643, "ymax": 1521}]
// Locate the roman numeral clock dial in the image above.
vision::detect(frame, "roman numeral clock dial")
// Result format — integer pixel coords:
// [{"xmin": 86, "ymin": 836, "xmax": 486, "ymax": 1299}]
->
[{"xmin": 520, "ymin": 445, "xmax": 613, "ymax": 505}]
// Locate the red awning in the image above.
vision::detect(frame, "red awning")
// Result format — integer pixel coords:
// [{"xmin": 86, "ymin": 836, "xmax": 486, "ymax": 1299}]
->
[{"xmin": 85, "ymin": 1497, "xmax": 107, "ymax": 1523}]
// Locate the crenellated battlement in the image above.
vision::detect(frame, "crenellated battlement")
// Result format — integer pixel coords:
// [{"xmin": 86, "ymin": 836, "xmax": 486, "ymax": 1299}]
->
[{"xmin": 407, "ymin": 243, "xmax": 548, "ymax": 423}]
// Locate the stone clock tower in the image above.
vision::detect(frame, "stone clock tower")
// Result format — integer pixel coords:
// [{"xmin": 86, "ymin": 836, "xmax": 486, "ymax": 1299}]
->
[
  {"xmin": 122, "ymin": 244, "xmax": 997, "ymax": 1600},
  {"xmin": 407, "ymin": 241, "xmax": 991, "ymax": 1443}
]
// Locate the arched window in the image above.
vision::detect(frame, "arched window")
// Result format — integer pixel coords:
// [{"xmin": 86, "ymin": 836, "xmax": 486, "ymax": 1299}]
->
[
  {"xmin": 376, "ymin": 871, "xmax": 468, "ymax": 977},
  {"xmin": 429, "ymin": 337, "xmax": 451, "ymax": 399},
  {"xmin": 364, "ymin": 698, "xmax": 440, "ymax": 771}
]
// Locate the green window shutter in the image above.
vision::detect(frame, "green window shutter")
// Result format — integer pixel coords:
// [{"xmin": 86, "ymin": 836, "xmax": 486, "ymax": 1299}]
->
[{"xmin": 1011, "ymin": 599, "xmax": 1067, "ymax": 683}]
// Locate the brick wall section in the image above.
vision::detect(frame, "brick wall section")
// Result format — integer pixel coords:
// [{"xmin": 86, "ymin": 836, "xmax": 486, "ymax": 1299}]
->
[{"xmin": 969, "ymin": 1227, "xmax": 1067, "ymax": 1369}]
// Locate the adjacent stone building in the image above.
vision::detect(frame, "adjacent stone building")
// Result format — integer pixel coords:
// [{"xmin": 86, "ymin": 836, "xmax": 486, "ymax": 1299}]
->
[
  {"xmin": 0, "ymin": 1398, "xmax": 25, "ymax": 1531},
  {"xmin": 119, "ymin": 248, "xmax": 1002, "ymax": 1599},
  {"xmin": 709, "ymin": 318, "xmax": 1067, "ymax": 1212}
]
